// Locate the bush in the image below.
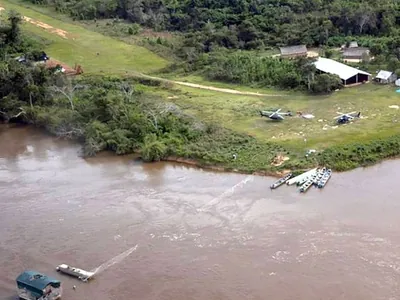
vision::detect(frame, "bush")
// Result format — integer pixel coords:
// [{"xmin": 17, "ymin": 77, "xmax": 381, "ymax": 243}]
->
[
  {"xmin": 310, "ymin": 74, "xmax": 342, "ymax": 94},
  {"xmin": 140, "ymin": 134, "xmax": 167, "ymax": 161}
]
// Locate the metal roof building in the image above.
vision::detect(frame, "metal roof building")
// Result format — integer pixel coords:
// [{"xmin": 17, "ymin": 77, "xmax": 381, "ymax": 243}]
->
[
  {"xmin": 375, "ymin": 70, "xmax": 397, "ymax": 84},
  {"xmin": 314, "ymin": 57, "xmax": 371, "ymax": 86},
  {"xmin": 16, "ymin": 271, "xmax": 61, "ymax": 300}
]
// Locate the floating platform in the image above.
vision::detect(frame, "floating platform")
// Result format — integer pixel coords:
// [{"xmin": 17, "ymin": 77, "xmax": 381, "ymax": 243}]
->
[{"xmin": 56, "ymin": 264, "xmax": 94, "ymax": 282}]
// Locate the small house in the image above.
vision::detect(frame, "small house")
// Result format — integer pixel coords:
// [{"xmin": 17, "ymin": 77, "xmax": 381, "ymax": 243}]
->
[
  {"xmin": 16, "ymin": 271, "xmax": 62, "ymax": 300},
  {"xmin": 279, "ymin": 45, "xmax": 307, "ymax": 58},
  {"xmin": 375, "ymin": 70, "xmax": 397, "ymax": 84},
  {"xmin": 343, "ymin": 47, "xmax": 370, "ymax": 62}
]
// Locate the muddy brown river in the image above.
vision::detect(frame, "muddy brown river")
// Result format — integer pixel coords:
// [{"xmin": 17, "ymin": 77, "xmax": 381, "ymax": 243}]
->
[{"xmin": 1, "ymin": 124, "xmax": 400, "ymax": 300}]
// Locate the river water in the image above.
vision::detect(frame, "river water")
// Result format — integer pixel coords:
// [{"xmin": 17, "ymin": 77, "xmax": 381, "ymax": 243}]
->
[{"xmin": 1, "ymin": 124, "xmax": 400, "ymax": 300}]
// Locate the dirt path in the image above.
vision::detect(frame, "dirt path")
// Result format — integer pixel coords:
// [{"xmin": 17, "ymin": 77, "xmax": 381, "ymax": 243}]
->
[
  {"xmin": 0, "ymin": 6, "xmax": 70, "ymax": 39},
  {"xmin": 140, "ymin": 74, "xmax": 284, "ymax": 97},
  {"xmin": 22, "ymin": 16, "xmax": 69, "ymax": 39},
  {"xmin": 173, "ymin": 81, "xmax": 284, "ymax": 97}
]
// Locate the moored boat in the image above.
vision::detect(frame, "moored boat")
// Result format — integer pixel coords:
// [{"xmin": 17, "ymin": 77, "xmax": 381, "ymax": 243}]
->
[
  {"xmin": 270, "ymin": 173, "xmax": 292, "ymax": 189},
  {"xmin": 299, "ymin": 179, "xmax": 314, "ymax": 193},
  {"xmin": 286, "ymin": 168, "xmax": 317, "ymax": 185},
  {"xmin": 317, "ymin": 169, "xmax": 332, "ymax": 188},
  {"xmin": 16, "ymin": 271, "xmax": 62, "ymax": 300},
  {"xmin": 313, "ymin": 168, "xmax": 326, "ymax": 185},
  {"xmin": 56, "ymin": 264, "xmax": 94, "ymax": 282}
]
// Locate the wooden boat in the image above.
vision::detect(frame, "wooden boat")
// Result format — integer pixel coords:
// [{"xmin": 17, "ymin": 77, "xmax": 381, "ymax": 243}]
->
[
  {"xmin": 296, "ymin": 177, "xmax": 309, "ymax": 186},
  {"xmin": 270, "ymin": 173, "xmax": 292, "ymax": 189},
  {"xmin": 317, "ymin": 169, "xmax": 332, "ymax": 188},
  {"xmin": 56, "ymin": 264, "xmax": 95, "ymax": 282},
  {"xmin": 299, "ymin": 179, "xmax": 314, "ymax": 193},
  {"xmin": 286, "ymin": 168, "xmax": 317, "ymax": 185},
  {"xmin": 313, "ymin": 168, "xmax": 326, "ymax": 185}
]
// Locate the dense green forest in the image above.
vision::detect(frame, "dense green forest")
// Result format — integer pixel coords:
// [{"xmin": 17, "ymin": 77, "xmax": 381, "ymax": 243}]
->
[{"xmin": 24, "ymin": 0, "xmax": 400, "ymax": 49}]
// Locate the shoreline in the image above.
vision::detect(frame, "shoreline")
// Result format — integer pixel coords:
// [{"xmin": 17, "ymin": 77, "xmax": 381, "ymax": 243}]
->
[
  {"xmin": 2, "ymin": 124, "xmax": 399, "ymax": 179},
  {"xmin": 163, "ymin": 156, "xmax": 303, "ymax": 178}
]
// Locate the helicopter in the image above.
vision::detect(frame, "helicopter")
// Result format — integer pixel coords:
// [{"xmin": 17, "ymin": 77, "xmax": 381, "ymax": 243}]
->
[
  {"xmin": 259, "ymin": 108, "xmax": 293, "ymax": 121},
  {"xmin": 334, "ymin": 111, "xmax": 361, "ymax": 124}
]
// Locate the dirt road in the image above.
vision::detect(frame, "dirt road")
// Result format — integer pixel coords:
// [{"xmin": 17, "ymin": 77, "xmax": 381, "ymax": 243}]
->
[{"xmin": 140, "ymin": 74, "xmax": 285, "ymax": 97}]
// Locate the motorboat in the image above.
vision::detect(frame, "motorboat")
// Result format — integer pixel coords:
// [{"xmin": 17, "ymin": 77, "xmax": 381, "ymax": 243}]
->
[
  {"xmin": 270, "ymin": 173, "xmax": 292, "ymax": 189},
  {"xmin": 317, "ymin": 169, "xmax": 332, "ymax": 188},
  {"xmin": 56, "ymin": 264, "xmax": 94, "ymax": 282}
]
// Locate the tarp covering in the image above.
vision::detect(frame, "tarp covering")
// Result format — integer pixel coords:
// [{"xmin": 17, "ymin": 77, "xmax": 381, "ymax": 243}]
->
[{"xmin": 16, "ymin": 271, "xmax": 60, "ymax": 298}]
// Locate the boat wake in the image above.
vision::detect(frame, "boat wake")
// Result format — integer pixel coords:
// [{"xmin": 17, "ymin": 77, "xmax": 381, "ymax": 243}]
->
[
  {"xmin": 198, "ymin": 175, "xmax": 253, "ymax": 212},
  {"xmin": 90, "ymin": 244, "xmax": 138, "ymax": 276}
]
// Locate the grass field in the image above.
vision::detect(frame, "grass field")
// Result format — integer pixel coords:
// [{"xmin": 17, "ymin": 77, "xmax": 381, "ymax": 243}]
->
[
  {"xmin": 155, "ymin": 83, "xmax": 400, "ymax": 155},
  {"xmin": 0, "ymin": 0, "xmax": 168, "ymax": 74}
]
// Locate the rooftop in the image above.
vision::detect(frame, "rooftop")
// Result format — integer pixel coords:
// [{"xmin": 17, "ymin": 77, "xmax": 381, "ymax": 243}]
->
[
  {"xmin": 343, "ymin": 47, "xmax": 369, "ymax": 57},
  {"xmin": 16, "ymin": 271, "xmax": 61, "ymax": 298},
  {"xmin": 349, "ymin": 41, "xmax": 358, "ymax": 48},
  {"xmin": 376, "ymin": 70, "xmax": 394, "ymax": 80},
  {"xmin": 314, "ymin": 57, "xmax": 371, "ymax": 81},
  {"xmin": 279, "ymin": 45, "xmax": 307, "ymax": 56}
]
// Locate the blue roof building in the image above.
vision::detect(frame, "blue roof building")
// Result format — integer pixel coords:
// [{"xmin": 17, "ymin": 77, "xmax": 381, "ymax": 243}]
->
[{"xmin": 16, "ymin": 271, "xmax": 62, "ymax": 300}]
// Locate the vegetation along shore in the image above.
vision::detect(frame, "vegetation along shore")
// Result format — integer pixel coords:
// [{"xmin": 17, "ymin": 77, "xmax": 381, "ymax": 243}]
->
[{"xmin": 1, "ymin": 0, "xmax": 400, "ymax": 176}]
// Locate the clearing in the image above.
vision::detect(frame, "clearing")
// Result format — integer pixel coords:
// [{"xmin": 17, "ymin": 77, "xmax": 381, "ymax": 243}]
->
[
  {"xmin": 0, "ymin": 1, "xmax": 168, "ymax": 74},
  {"xmin": 154, "ymin": 83, "xmax": 400, "ymax": 154},
  {"xmin": 2, "ymin": 0, "xmax": 400, "ymax": 160}
]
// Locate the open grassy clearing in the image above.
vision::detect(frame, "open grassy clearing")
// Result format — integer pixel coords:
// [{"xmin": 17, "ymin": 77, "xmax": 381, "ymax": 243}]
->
[
  {"xmin": 0, "ymin": 0, "xmax": 168, "ymax": 74},
  {"xmin": 154, "ymin": 83, "xmax": 400, "ymax": 155}
]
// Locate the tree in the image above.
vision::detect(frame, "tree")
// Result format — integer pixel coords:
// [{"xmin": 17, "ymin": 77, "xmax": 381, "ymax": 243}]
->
[
  {"xmin": 297, "ymin": 57, "xmax": 317, "ymax": 91},
  {"xmin": 140, "ymin": 133, "xmax": 167, "ymax": 161},
  {"xmin": 310, "ymin": 74, "xmax": 342, "ymax": 94},
  {"xmin": 7, "ymin": 10, "xmax": 22, "ymax": 44},
  {"xmin": 50, "ymin": 81, "xmax": 85, "ymax": 110}
]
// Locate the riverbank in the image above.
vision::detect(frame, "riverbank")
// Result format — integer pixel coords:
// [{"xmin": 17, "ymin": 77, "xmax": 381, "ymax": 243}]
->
[{"xmin": 1, "ymin": 1, "xmax": 400, "ymax": 176}]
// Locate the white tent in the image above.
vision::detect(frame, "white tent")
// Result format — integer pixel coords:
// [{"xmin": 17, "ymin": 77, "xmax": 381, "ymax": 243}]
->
[{"xmin": 395, "ymin": 79, "xmax": 400, "ymax": 87}]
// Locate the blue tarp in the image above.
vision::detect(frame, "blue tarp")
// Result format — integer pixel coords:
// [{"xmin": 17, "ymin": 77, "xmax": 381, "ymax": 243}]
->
[
  {"xmin": 396, "ymin": 89, "xmax": 400, "ymax": 93},
  {"xmin": 16, "ymin": 271, "xmax": 60, "ymax": 298}
]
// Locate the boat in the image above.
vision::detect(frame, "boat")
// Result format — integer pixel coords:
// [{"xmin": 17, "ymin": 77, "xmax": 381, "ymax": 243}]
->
[
  {"xmin": 270, "ymin": 173, "xmax": 292, "ymax": 189},
  {"xmin": 312, "ymin": 168, "xmax": 326, "ymax": 185},
  {"xmin": 286, "ymin": 168, "xmax": 317, "ymax": 186},
  {"xmin": 16, "ymin": 270, "xmax": 62, "ymax": 300},
  {"xmin": 296, "ymin": 177, "xmax": 309, "ymax": 186},
  {"xmin": 56, "ymin": 264, "xmax": 95, "ymax": 282},
  {"xmin": 317, "ymin": 169, "xmax": 332, "ymax": 188},
  {"xmin": 299, "ymin": 179, "xmax": 314, "ymax": 193}
]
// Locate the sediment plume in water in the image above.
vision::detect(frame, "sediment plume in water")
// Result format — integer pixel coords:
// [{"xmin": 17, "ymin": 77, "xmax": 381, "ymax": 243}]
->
[{"xmin": 91, "ymin": 244, "xmax": 138, "ymax": 276}]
